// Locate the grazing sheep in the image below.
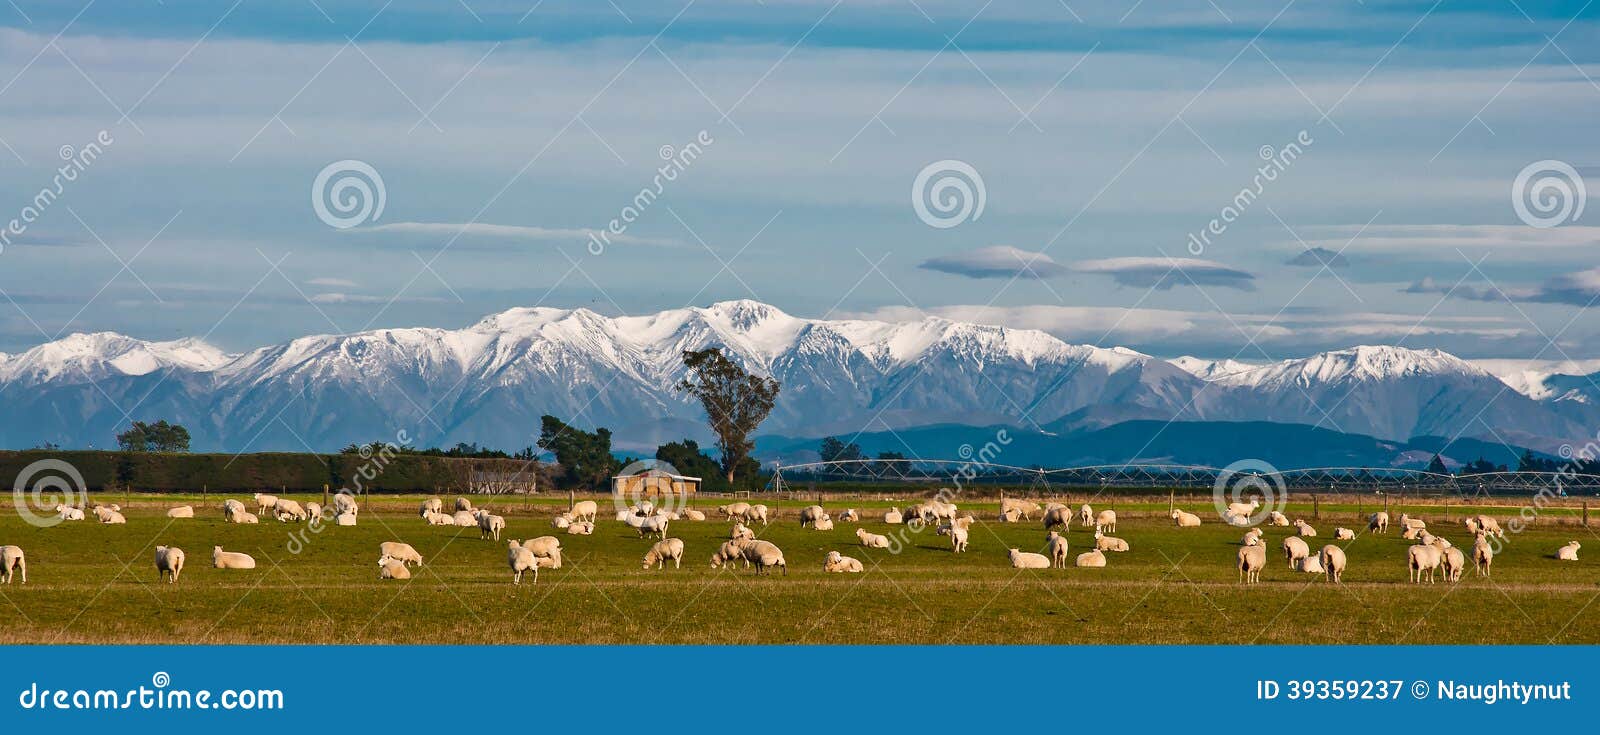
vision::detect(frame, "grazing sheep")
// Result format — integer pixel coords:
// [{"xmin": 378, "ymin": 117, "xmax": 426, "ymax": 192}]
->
[
  {"xmin": 1472, "ymin": 533, "xmax": 1493, "ymax": 576},
  {"xmin": 455, "ymin": 497, "xmax": 474, "ymax": 512},
  {"xmin": 1075, "ymin": 549, "xmax": 1107, "ymax": 568},
  {"xmin": 154, "ymin": 545, "xmax": 184, "ymax": 583},
  {"xmin": 165, "ymin": 506, "xmax": 194, "ymax": 519},
  {"xmin": 305, "ymin": 502, "xmax": 322, "ymax": 519},
  {"xmin": 1463, "ymin": 517, "xmax": 1481, "ymax": 535},
  {"xmin": 1238, "ymin": 544, "xmax": 1267, "ymax": 584},
  {"xmin": 565, "ymin": 521, "xmax": 594, "ymax": 535},
  {"xmin": 1474, "ymin": 515, "xmax": 1505, "ymax": 538},
  {"xmin": 0, "ymin": 546, "xmax": 24, "ymax": 584},
  {"xmin": 1095, "ymin": 509, "xmax": 1117, "ymax": 533},
  {"xmin": 274, "ymin": 499, "xmax": 308, "ymax": 522},
  {"xmin": 950, "ymin": 525, "xmax": 969, "ymax": 554},
  {"xmin": 856, "ymin": 528, "xmax": 891, "ymax": 549},
  {"xmin": 823, "ymin": 550, "xmax": 864, "ymax": 573},
  {"xmin": 1282, "ymin": 536, "xmax": 1310, "ymax": 569},
  {"xmin": 479, "ymin": 513, "xmax": 506, "ymax": 541},
  {"xmin": 506, "ymin": 541, "xmax": 558, "ymax": 585},
  {"xmin": 1095, "ymin": 531, "xmax": 1130, "ymax": 552},
  {"xmin": 736, "ymin": 539, "xmax": 786, "ymax": 574},
  {"xmin": 1242, "ymin": 528, "xmax": 1265, "ymax": 546},
  {"xmin": 212, "ymin": 546, "xmax": 256, "ymax": 570},
  {"xmin": 717, "ymin": 502, "xmax": 752, "ymax": 522},
  {"xmin": 378, "ymin": 542, "xmax": 423, "ymax": 566},
  {"xmin": 1292, "ymin": 519, "xmax": 1317, "ymax": 537},
  {"xmin": 1267, "ymin": 511, "xmax": 1290, "ymax": 527},
  {"xmin": 1001, "ymin": 498, "xmax": 1041, "ymax": 521},
  {"xmin": 1296, "ymin": 554, "xmax": 1324, "ymax": 574},
  {"xmin": 423, "ymin": 510, "xmax": 455, "ymax": 526},
  {"xmin": 1557, "ymin": 541, "xmax": 1581, "ymax": 561},
  {"xmin": 710, "ymin": 540, "xmax": 751, "ymax": 569},
  {"xmin": 334, "ymin": 512, "xmax": 356, "ymax": 526},
  {"xmin": 1171, "ymin": 509, "xmax": 1202, "ymax": 528},
  {"xmin": 378, "ymin": 556, "xmax": 411, "ymax": 580},
  {"xmin": 1440, "ymin": 546, "xmax": 1466, "ymax": 582},
  {"xmin": 682, "ymin": 509, "xmax": 707, "ymax": 521},
  {"xmin": 254, "ymin": 493, "xmax": 279, "ymax": 514},
  {"xmin": 1398, "ymin": 513, "xmax": 1425, "ymax": 532},
  {"xmin": 813, "ymin": 516, "xmax": 835, "ymax": 531},
  {"xmin": 94, "ymin": 506, "xmax": 127, "ymax": 524},
  {"xmin": 1046, "ymin": 531, "xmax": 1069, "ymax": 568},
  {"xmin": 747, "ymin": 504, "xmax": 770, "ymax": 526},
  {"xmin": 883, "ymin": 508, "xmax": 904, "ymax": 524},
  {"xmin": 799, "ymin": 505, "xmax": 827, "ymax": 528},
  {"xmin": 1368, "ymin": 512, "xmax": 1389, "ymax": 533},
  {"xmin": 730, "ymin": 522, "xmax": 755, "ymax": 541},
  {"xmin": 1042, "ymin": 505, "xmax": 1073, "ymax": 531},
  {"xmin": 1319, "ymin": 545, "xmax": 1346, "ymax": 583},
  {"xmin": 1078, "ymin": 504, "xmax": 1093, "ymax": 528},
  {"xmin": 1009, "ymin": 548, "xmax": 1050, "ymax": 569},
  {"xmin": 643, "ymin": 538, "xmax": 686, "ymax": 570},
  {"xmin": 1407, "ymin": 543, "xmax": 1442, "ymax": 583},
  {"xmin": 56, "ymin": 504, "xmax": 85, "ymax": 521},
  {"xmin": 1333, "ymin": 527, "xmax": 1355, "ymax": 541},
  {"xmin": 569, "ymin": 500, "xmax": 598, "ymax": 523}
]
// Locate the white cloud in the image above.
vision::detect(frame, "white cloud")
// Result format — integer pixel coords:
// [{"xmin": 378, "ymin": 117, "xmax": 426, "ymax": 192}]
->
[
  {"xmin": 344, "ymin": 222, "xmax": 676, "ymax": 249},
  {"xmin": 1071, "ymin": 257, "xmax": 1255, "ymax": 290},
  {"xmin": 919, "ymin": 246, "xmax": 1067, "ymax": 279}
]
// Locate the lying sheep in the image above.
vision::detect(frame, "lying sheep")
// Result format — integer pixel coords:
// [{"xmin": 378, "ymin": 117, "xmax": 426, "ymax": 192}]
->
[
  {"xmin": 1398, "ymin": 513, "xmax": 1425, "ymax": 532},
  {"xmin": 0, "ymin": 545, "xmax": 25, "ymax": 583},
  {"xmin": 1238, "ymin": 544, "xmax": 1267, "ymax": 584},
  {"xmin": 420, "ymin": 497, "xmax": 443, "ymax": 516},
  {"xmin": 237, "ymin": 510, "xmax": 260, "ymax": 524},
  {"xmin": 799, "ymin": 505, "xmax": 827, "ymax": 528},
  {"xmin": 1292, "ymin": 519, "xmax": 1317, "ymax": 537},
  {"xmin": 883, "ymin": 508, "xmax": 903, "ymax": 524},
  {"xmin": 813, "ymin": 516, "xmax": 835, "ymax": 531},
  {"xmin": 480, "ymin": 513, "xmax": 506, "ymax": 541},
  {"xmin": 856, "ymin": 528, "xmax": 891, "ymax": 549},
  {"xmin": 155, "ymin": 545, "xmax": 184, "ymax": 583},
  {"xmin": 56, "ymin": 504, "xmax": 85, "ymax": 521},
  {"xmin": 166, "ymin": 506, "xmax": 194, "ymax": 519},
  {"xmin": 1440, "ymin": 545, "xmax": 1466, "ymax": 582},
  {"xmin": 1368, "ymin": 512, "xmax": 1389, "ymax": 533},
  {"xmin": 1075, "ymin": 549, "xmax": 1107, "ymax": 568},
  {"xmin": 1042, "ymin": 505, "xmax": 1073, "ymax": 531},
  {"xmin": 1296, "ymin": 554, "xmax": 1324, "ymax": 574},
  {"xmin": 274, "ymin": 499, "xmax": 308, "ymax": 522},
  {"xmin": 423, "ymin": 510, "xmax": 455, "ymax": 526},
  {"xmin": 837, "ymin": 508, "xmax": 858, "ymax": 523},
  {"xmin": 642, "ymin": 538, "xmax": 686, "ymax": 569},
  {"xmin": 212, "ymin": 546, "xmax": 256, "ymax": 570},
  {"xmin": 94, "ymin": 506, "xmax": 127, "ymax": 524},
  {"xmin": 1171, "ymin": 509, "xmax": 1202, "ymax": 528},
  {"xmin": 823, "ymin": 550, "xmax": 864, "ymax": 573},
  {"xmin": 1333, "ymin": 527, "xmax": 1355, "ymax": 541},
  {"xmin": 570, "ymin": 500, "xmax": 599, "ymax": 523},
  {"xmin": 1046, "ymin": 531, "xmax": 1069, "ymax": 568},
  {"xmin": 1472, "ymin": 533, "xmax": 1493, "ymax": 576},
  {"xmin": 1407, "ymin": 543, "xmax": 1442, "ymax": 583},
  {"xmin": 1000, "ymin": 498, "xmax": 1041, "ymax": 521},
  {"xmin": 1241, "ymin": 528, "xmax": 1265, "ymax": 546},
  {"xmin": 456, "ymin": 497, "xmax": 475, "ymax": 512},
  {"xmin": 334, "ymin": 512, "xmax": 356, "ymax": 526},
  {"xmin": 452, "ymin": 510, "xmax": 478, "ymax": 527},
  {"xmin": 1094, "ymin": 531, "xmax": 1130, "ymax": 552},
  {"xmin": 1401, "ymin": 526, "xmax": 1423, "ymax": 541},
  {"xmin": 254, "ymin": 492, "xmax": 279, "ymax": 514},
  {"xmin": 1282, "ymin": 536, "xmax": 1310, "ymax": 569},
  {"xmin": 1095, "ymin": 509, "xmax": 1117, "ymax": 533},
  {"xmin": 1319, "ymin": 545, "xmax": 1346, "ymax": 583},
  {"xmin": 379, "ymin": 556, "xmax": 411, "ymax": 580},
  {"xmin": 682, "ymin": 509, "xmax": 707, "ymax": 521},
  {"xmin": 1557, "ymin": 541, "xmax": 1581, "ymax": 561},
  {"xmin": 1009, "ymin": 548, "xmax": 1050, "ymax": 569},
  {"xmin": 565, "ymin": 521, "xmax": 594, "ymax": 535},
  {"xmin": 1267, "ymin": 511, "xmax": 1290, "ymax": 527},
  {"xmin": 551, "ymin": 513, "xmax": 573, "ymax": 530},
  {"xmin": 378, "ymin": 541, "xmax": 423, "ymax": 567}
]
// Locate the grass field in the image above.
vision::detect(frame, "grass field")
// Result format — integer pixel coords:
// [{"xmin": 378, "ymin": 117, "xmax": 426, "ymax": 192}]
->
[{"xmin": 1, "ymin": 493, "xmax": 1597, "ymax": 644}]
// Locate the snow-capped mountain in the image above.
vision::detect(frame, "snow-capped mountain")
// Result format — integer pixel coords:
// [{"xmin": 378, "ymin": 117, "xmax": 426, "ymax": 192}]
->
[{"xmin": 0, "ymin": 301, "xmax": 1592, "ymax": 456}]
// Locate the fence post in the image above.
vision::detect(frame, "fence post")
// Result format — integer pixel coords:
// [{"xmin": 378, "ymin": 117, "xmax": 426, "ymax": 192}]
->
[
  {"xmin": 1585, "ymin": 501, "xmax": 1590, "ymax": 527},
  {"xmin": 323, "ymin": 484, "xmax": 329, "ymax": 510},
  {"xmin": 1312, "ymin": 494, "xmax": 1319, "ymax": 520}
]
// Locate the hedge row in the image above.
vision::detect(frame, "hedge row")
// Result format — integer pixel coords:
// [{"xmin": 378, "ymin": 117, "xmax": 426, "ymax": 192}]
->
[{"xmin": 0, "ymin": 450, "xmax": 515, "ymax": 494}]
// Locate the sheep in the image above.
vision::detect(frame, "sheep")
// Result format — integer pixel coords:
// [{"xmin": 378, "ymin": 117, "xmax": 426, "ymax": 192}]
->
[
  {"xmin": 738, "ymin": 539, "xmax": 787, "ymax": 574},
  {"xmin": 455, "ymin": 497, "xmax": 475, "ymax": 512},
  {"xmin": 643, "ymin": 538, "xmax": 686, "ymax": 569},
  {"xmin": 507, "ymin": 541, "xmax": 558, "ymax": 585},
  {"xmin": 1417, "ymin": 531, "xmax": 1437, "ymax": 547},
  {"xmin": 423, "ymin": 510, "xmax": 455, "ymax": 526},
  {"xmin": 1225, "ymin": 499, "xmax": 1260, "ymax": 520},
  {"xmin": 1171, "ymin": 509, "xmax": 1202, "ymax": 528},
  {"xmin": 237, "ymin": 510, "xmax": 260, "ymax": 524},
  {"xmin": 333, "ymin": 493, "xmax": 359, "ymax": 517},
  {"xmin": 1440, "ymin": 545, "xmax": 1466, "ymax": 582},
  {"xmin": 452, "ymin": 510, "xmax": 478, "ymax": 527},
  {"xmin": 305, "ymin": 502, "xmax": 322, "ymax": 519},
  {"xmin": 334, "ymin": 512, "xmax": 356, "ymax": 526},
  {"xmin": 1333, "ymin": 527, "xmax": 1355, "ymax": 541},
  {"xmin": 479, "ymin": 513, "xmax": 506, "ymax": 541},
  {"xmin": 212, "ymin": 546, "xmax": 256, "ymax": 570},
  {"xmin": 823, "ymin": 550, "xmax": 864, "ymax": 573},
  {"xmin": 1474, "ymin": 515, "xmax": 1505, "ymax": 538},
  {"xmin": 551, "ymin": 513, "xmax": 573, "ymax": 529},
  {"xmin": 274, "ymin": 499, "xmax": 308, "ymax": 522},
  {"xmin": 521, "ymin": 536, "xmax": 563, "ymax": 566},
  {"xmin": 94, "ymin": 506, "xmax": 127, "ymax": 524},
  {"xmin": 1296, "ymin": 554, "xmax": 1324, "ymax": 574},
  {"xmin": 1557, "ymin": 541, "xmax": 1581, "ymax": 561},
  {"xmin": 1267, "ymin": 511, "xmax": 1290, "ymax": 527},
  {"xmin": 1042, "ymin": 505, "xmax": 1073, "ymax": 531},
  {"xmin": 566, "ymin": 521, "xmax": 595, "ymax": 535},
  {"xmin": 1292, "ymin": 519, "xmax": 1317, "ymax": 537},
  {"xmin": 997, "ymin": 507, "xmax": 1022, "ymax": 523},
  {"xmin": 420, "ymin": 497, "xmax": 443, "ymax": 516},
  {"xmin": 883, "ymin": 508, "xmax": 903, "ymax": 524},
  {"xmin": 799, "ymin": 505, "xmax": 827, "ymax": 528},
  {"xmin": 55, "ymin": 504, "xmax": 85, "ymax": 521},
  {"xmin": 1075, "ymin": 549, "xmax": 1107, "ymax": 568},
  {"xmin": 1046, "ymin": 531, "xmax": 1069, "ymax": 568},
  {"xmin": 950, "ymin": 525, "xmax": 969, "ymax": 554},
  {"xmin": 1472, "ymin": 533, "xmax": 1493, "ymax": 576},
  {"xmin": 748, "ymin": 504, "xmax": 770, "ymax": 526},
  {"xmin": 1407, "ymin": 543, "xmax": 1442, "ymax": 583},
  {"xmin": 1095, "ymin": 509, "xmax": 1117, "ymax": 533},
  {"xmin": 717, "ymin": 502, "xmax": 752, "ymax": 522},
  {"xmin": 1463, "ymin": 516, "xmax": 1481, "ymax": 535},
  {"xmin": 378, "ymin": 542, "xmax": 423, "ymax": 567},
  {"xmin": 379, "ymin": 556, "xmax": 411, "ymax": 580},
  {"xmin": 856, "ymin": 528, "xmax": 891, "ymax": 549},
  {"xmin": 710, "ymin": 540, "xmax": 751, "ymax": 569},
  {"xmin": 1009, "ymin": 548, "xmax": 1050, "ymax": 569},
  {"xmin": 682, "ymin": 509, "xmax": 707, "ymax": 521},
  {"xmin": 1398, "ymin": 513, "xmax": 1425, "ymax": 532},
  {"xmin": 614, "ymin": 509, "xmax": 632, "ymax": 522},
  {"xmin": 1095, "ymin": 531, "xmax": 1130, "ymax": 552},
  {"xmin": 0, "ymin": 546, "xmax": 25, "ymax": 584},
  {"xmin": 1242, "ymin": 528, "xmax": 1265, "ymax": 546},
  {"xmin": 730, "ymin": 522, "xmax": 755, "ymax": 541},
  {"xmin": 223, "ymin": 498, "xmax": 245, "ymax": 517},
  {"xmin": 1368, "ymin": 512, "xmax": 1389, "ymax": 533},
  {"xmin": 1282, "ymin": 536, "xmax": 1310, "ymax": 569},
  {"xmin": 629, "ymin": 513, "xmax": 670, "ymax": 539},
  {"xmin": 165, "ymin": 505, "xmax": 194, "ymax": 519},
  {"xmin": 837, "ymin": 508, "xmax": 859, "ymax": 523},
  {"xmin": 1401, "ymin": 526, "xmax": 1423, "ymax": 540},
  {"xmin": 1001, "ymin": 498, "xmax": 1041, "ymax": 521},
  {"xmin": 813, "ymin": 516, "xmax": 835, "ymax": 531},
  {"xmin": 570, "ymin": 500, "xmax": 598, "ymax": 523},
  {"xmin": 1238, "ymin": 544, "xmax": 1267, "ymax": 584},
  {"xmin": 1319, "ymin": 545, "xmax": 1346, "ymax": 583},
  {"xmin": 254, "ymin": 492, "xmax": 279, "ymax": 514}
]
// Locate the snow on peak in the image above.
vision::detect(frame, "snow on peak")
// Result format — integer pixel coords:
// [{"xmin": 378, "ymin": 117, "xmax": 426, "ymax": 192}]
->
[
  {"xmin": 1215, "ymin": 345, "xmax": 1486, "ymax": 389},
  {"xmin": 0, "ymin": 332, "xmax": 234, "ymax": 382},
  {"xmin": 1169, "ymin": 356, "xmax": 1258, "ymax": 381}
]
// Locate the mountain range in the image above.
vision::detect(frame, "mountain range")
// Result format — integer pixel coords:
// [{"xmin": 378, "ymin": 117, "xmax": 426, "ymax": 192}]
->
[{"xmin": 2, "ymin": 300, "xmax": 1595, "ymax": 468}]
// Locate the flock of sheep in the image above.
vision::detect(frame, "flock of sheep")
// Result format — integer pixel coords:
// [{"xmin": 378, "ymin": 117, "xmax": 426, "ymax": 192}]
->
[{"xmin": 0, "ymin": 492, "xmax": 1586, "ymax": 590}]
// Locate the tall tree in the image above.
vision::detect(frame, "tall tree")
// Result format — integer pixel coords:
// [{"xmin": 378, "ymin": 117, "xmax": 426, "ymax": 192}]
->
[
  {"xmin": 676, "ymin": 347, "xmax": 780, "ymax": 484},
  {"xmin": 116, "ymin": 420, "xmax": 191, "ymax": 452},
  {"xmin": 536, "ymin": 415, "xmax": 618, "ymax": 489}
]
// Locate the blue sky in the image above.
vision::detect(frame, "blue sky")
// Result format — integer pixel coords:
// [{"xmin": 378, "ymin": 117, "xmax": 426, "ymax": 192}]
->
[{"xmin": 0, "ymin": 0, "xmax": 1597, "ymax": 363}]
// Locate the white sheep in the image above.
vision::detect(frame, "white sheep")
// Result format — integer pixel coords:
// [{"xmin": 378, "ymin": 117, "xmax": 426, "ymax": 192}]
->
[
  {"xmin": 0, "ymin": 545, "xmax": 25, "ymax": 583},
  {"xmin": 306, "ymin": 502, "xmax": 322, "ymax": 519},
  {"xmin": 94, "ymin": 506, "xmax": 127, "ymax": 524},
  {"xmin": 630, "ymin": 513, "xmax": 670, "ymax": 539},
  {"xmin": 682, "ymin": 509, "xmax": 707, "ymax": 521},
  {"xmin": 823, "ymin": 550, "xmax": 864, "ymax": 573},
  {"xmin": 1368, "ymin": 512, "xmax": 1389, "ymax": 533},
  {"xmin": 56, "ymin": 504, "xmax": 85, "ymax": 521},
  {"xmin": 378, "ymin": 541, "xmax": 423, "ymax": 566},
  {"xmin": 1557, "ymin": 541, "xmax": 1581, "ymax": 561},
  {"xmin": 1042, "ymin": 505, "xmax": 1073, "ymax": 531},
  {"xmin": 997, "ymin": 507, "xmax": 1021, "ymax": 523},
  {"xmin": 1440, "ymin": 545, "xmax": 1466, "ymax": 582},
  {"xmin": 551, "ymin": 514, "xmax": 573, "ymax": 530},
  {"xmin": 236, "ymin": 510, "xmax": 260, "ymax": 524},
  {"xmin": 565, "ymin": 521, "xmax": 594, "ymax": 535},
  {"xmin": 378, "ymin": 556, "xmax": 411, "ymax": 580},
  {"xmin": 1095, "ymin": 530, "xmax": 1130, "ymax": 552},
  {"xmin": 837, "ymin": 508, "xmax": 858, "ymax": 523},
  {"xmin": 1282, "ymin": 536, "xmax": 1310, "ymax": 569},
  {"xmin": 1267, "ymin": 511, "xmax": 1290, "ymax": 527},
  {"xmin": 813, "ymin": 516, "xmax": 835, "ymax": 531},
  {"xmin": 730, "ymin": 522, "xmax": 755, "ymax": 541},
  {"xmin": 710, "ymin": 540, "xmax": 751, "ymax": 569},
  {"xmin": 1238, "ymin": 544, "xmax": 1267, "ymax": 584},
  {"xmin": 452, "ymin": 510, "xmax": 478, "ymax": 527},
  {"xmin": 1472, "ymin": 533, "xmax": 1493, "ymax": 576},
  {"xmin": 1225, "ymin": 499, "xmax": 1260, "ymax": 520},
  {"xmin": 223, "ymin": 498, "xmax": 245, "ymax": 520},
  {"xmin": 643, "ymin": 538, "xmax": 686, "ymax": 569},
  {"xmin": 1296, "ymin": 554, "xmax": 1324, "ymax": 574},
  {"xmin": 1292, "ymin": 519, "xmax": 1317, "ymax": 537},
  {"xmin": 1474, "ymin": 515, "xmax": 1505, "ymax": 538},
  {"xmin": 883, "ymin": 508, "xmax": 903, "ymax": 524},
  {"xmin": 1075, "ymin": 549, "xmax": 1107, "ymax": 568},
  {"xmin": 166, "ymin": 506, "xmax": 194, "ymax": 519},
  {"xmin": 1171, "ymin": 509, "xmax": 1202, "ymax": 528},
  {"xmin": 1009, "ymin": 548, "xmax": 1050, "ymax": 569},
  {"xmin": 506, "ymin": 541, "xmax": 557, "ymax": 585},
  {"xmin": 1319, "ymin": 545, "xmax": 1346, "ymax": 583},
  {"xmin": 717, "ymin": 502, "xmax": 752, "ymax": 522},
  {"xmin": 570, "ymin": 500, "xmax": 599, "ymax": 523},
  {"xmin": 950, "ymin": 525, "xmax": 969, "ymax": 554},
  {"xmin": 1398, "ymin": 513, "xmax": 1425, "ymax": 532},
  {"xmin": 420, "ymin": 497, "xmax": 443, "ymax": 516},
  {"xmin": 1463, "ymin": 516, "xmax": 1481, "ymax": 535},
  {"xmin": 1333, "ymin": 527, "xmax": 1355, "ymax": 541},
  {"xmin": 1078, "ymin": 504, "xmax": 1093, "ymax": 528},
  {"xmin": 1242, "ymin": 528, "xmax": 1265, "ymax": 546},
  {"xmin": 154, "ymin": 545, "xmax": 185, "ymax": 583},
  {"xmin": 212, "ymin": 546, "xmax": 256, "ymax": 570},
  {"xmin": 423, "ymin": 510, "xmax": 455, "ymax": 526},
  {"xmin": 455, "ymin": 497, "xmax": 475, "ymax": 512},
  {"xmin": 1401, "ymin": 526, "xmax": 1423, "ymax": 541},
  {"xmin": 1407, "ymin": 543, "xmax": 1442, "ymax": 583},
  {"xmin": 333, "ymin": 493, "xmax": 359, "ymax": 517},
  {"xmin": 274, "ymin": 499, "xmax": 308, "ymax": 522},
  {"xmin": 856, "ymin": 528, "xmax": 891, "ymax": 549},
  {"xmin": 1046, "ymin": 531, "xmax": 1068, "ymax": 568},
  {"xmin": 521, "ymin": 536, "xmax": 563, "ymax": 565},
  {"xmin": 1000, "ymin": 498, "xmax": 1041, "ymax": 521},
  {"xmin": 254, "ymin": 492, "xmax": 278, "ymax": 514},
  {"xmin": 1095, "ymin": 509, "xmax": 1117, "ymax": 533},
  {"xmin": 747, "ymin": 504, "xmax": 770, "ymax": 525},
  {"xmin": 479, "ymin": 513, "xmax": 506, "ymax": 541},
  {"xmin": 333, "ymin": 512, "xmax": 355, "ymax": 526},
  {"xmin": 799, "ymin": 505, "xmax": 827, "ymax": 528},
  {"xmin": 737, "ymin": 539, "xmax": 786, "ymax": 574}
]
